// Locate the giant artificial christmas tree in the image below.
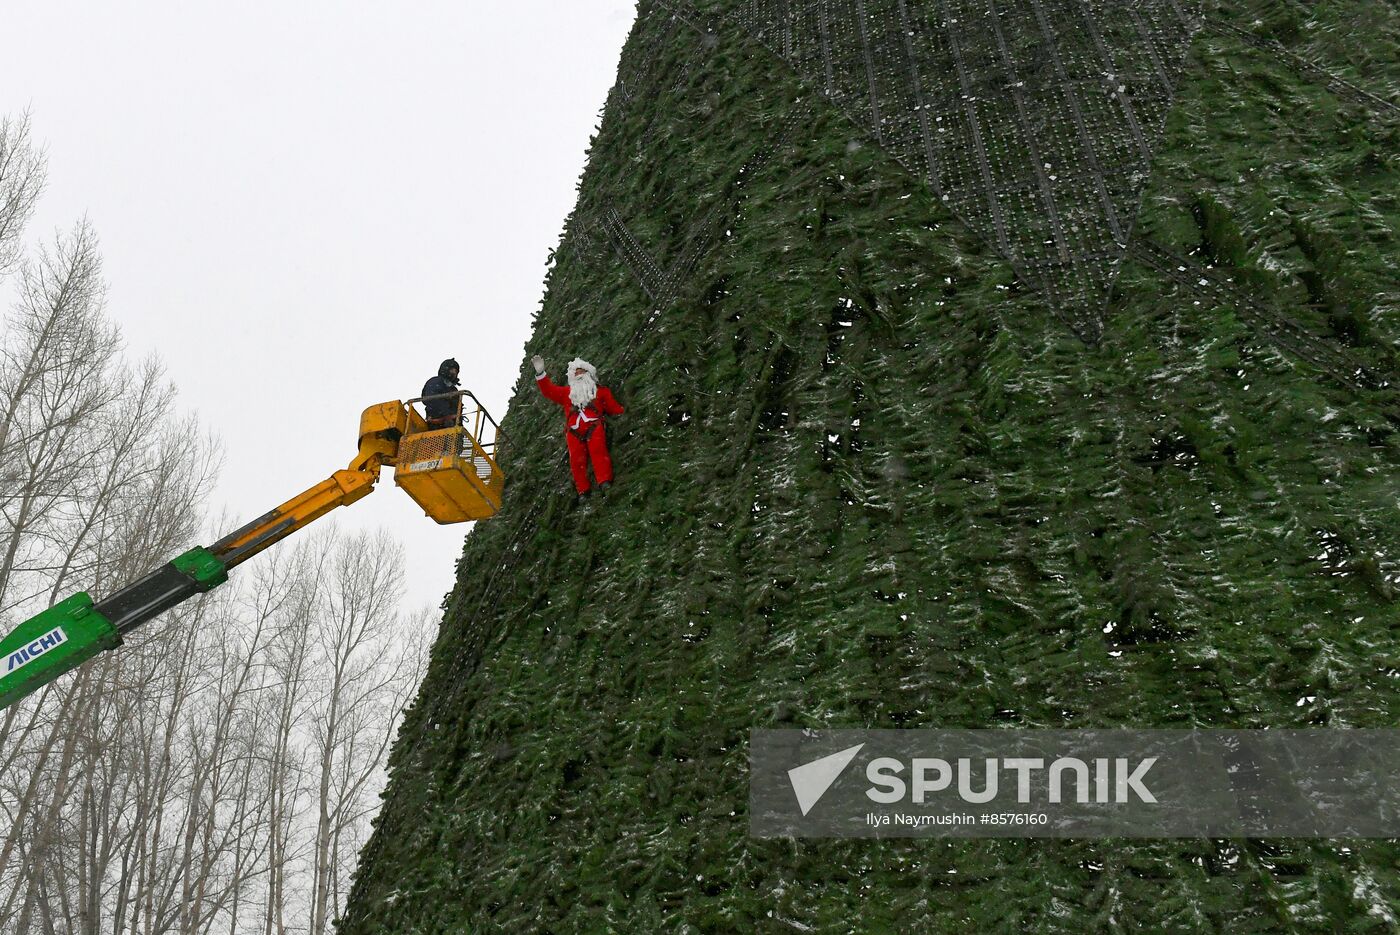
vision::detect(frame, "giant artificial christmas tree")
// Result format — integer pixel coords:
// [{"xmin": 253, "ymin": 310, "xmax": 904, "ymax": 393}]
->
[{"xmin": 342, "ymin": 1, "xmax": 1399, "ymax": 929}]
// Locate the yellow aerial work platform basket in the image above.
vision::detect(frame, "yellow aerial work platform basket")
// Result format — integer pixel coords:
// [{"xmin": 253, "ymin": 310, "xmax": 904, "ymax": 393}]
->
[{"xmin": 394, "ymin": 390, "xmax": 506, "ymax": 524}]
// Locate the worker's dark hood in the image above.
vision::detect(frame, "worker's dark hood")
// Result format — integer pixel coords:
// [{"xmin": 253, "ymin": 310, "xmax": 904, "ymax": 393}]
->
[{"xmin": 438, "ymin": 358, "xmax": 460, "ymax": 384}]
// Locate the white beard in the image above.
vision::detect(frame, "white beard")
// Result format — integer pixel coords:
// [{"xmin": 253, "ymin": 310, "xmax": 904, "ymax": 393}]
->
[{"xmin": 568, "ymin": 371, "xmax": 598, "ymax": 409}]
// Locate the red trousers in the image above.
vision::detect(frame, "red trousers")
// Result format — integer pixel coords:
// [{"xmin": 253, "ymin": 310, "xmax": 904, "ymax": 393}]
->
[{"xmin": 566, "ymin": 422, "xmax": 613, "ymax": 493}]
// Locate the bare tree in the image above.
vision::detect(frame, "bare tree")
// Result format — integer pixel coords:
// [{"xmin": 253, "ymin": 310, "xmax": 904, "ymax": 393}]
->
[
  {"xmin": 0, "ymin": 113, "xmax": 45, "ymax": 278},
  {"xmin": 0, "ymin": 221, "xmax": 126, "ymax": 902},
  {"xmin": 306, "ymin": 531, "xmax": 426, "ymax": 935},
  {"xmin": 0, "ymin": 113, "xmax": 430, "ymax": 935},
  {"xmin": 256, "ymin": 541, "xmax": 326, "ymax": 935}
]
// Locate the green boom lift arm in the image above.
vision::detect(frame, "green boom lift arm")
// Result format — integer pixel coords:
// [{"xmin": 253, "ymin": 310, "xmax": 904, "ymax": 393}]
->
[
  {"xmin": 0, "ymin": 399, "xmax": 410, "ymax": 711},
  {"xmin": 0, "ymin": 464, "xmax": 377, "ymax": 711},
  {"xmin": 0, "ymin": 547, "xmax": 230, "ymax": 710},
  {"xmin": 0, "ymin": 391, "xmax": 506, "ymax": 713}
]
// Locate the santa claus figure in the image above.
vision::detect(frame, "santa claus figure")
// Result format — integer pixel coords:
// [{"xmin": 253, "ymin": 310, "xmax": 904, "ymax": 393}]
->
[{"xmin": 532, "ymin": 354, "xmax": 625, "ymax": 497}]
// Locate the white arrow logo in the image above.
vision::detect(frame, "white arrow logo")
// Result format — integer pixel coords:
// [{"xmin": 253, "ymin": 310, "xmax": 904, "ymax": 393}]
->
[{"xmin": 787, "ymin": 743, "xmax": 865, "ymax": 816}]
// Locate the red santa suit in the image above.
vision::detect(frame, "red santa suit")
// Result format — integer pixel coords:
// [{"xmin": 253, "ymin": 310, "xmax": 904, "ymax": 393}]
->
[{"xmin": 537, "ymin": 358, "xmax": 624, "ymax": 494}]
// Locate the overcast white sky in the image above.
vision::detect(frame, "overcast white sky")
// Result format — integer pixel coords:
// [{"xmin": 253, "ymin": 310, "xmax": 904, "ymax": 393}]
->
[{"xmin": 0, "ymin": 2, "xmax": 636, "ymax": 610}]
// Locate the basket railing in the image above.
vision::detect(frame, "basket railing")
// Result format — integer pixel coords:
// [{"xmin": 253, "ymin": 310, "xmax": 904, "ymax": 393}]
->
[{"xmin": 404, "ymin": 390, "xmax": 505, "ymax": 466}]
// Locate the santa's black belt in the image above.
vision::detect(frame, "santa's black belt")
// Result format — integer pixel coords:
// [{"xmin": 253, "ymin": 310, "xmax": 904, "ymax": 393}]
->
[{"xmin": 569, "ymin": 421, "xmax": 599, "ymax": 442}]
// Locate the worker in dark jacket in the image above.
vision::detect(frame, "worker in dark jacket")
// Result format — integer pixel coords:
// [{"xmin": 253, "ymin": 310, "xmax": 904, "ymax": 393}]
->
[{"xmin": 421, "ymin": 358, "xmax": 461, "ymax": 428}]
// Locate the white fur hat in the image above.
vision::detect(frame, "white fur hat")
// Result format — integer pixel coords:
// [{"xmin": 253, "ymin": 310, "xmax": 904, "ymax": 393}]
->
[{"xmin": 567, "ymin": 358, "xmax": 597, "ymax": 378}]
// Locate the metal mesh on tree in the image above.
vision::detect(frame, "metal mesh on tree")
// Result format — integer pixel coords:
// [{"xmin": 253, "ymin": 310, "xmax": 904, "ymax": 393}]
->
[{"xmin": 718, "ymin": 0, "xmax": 1204, "ymax": 337}]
